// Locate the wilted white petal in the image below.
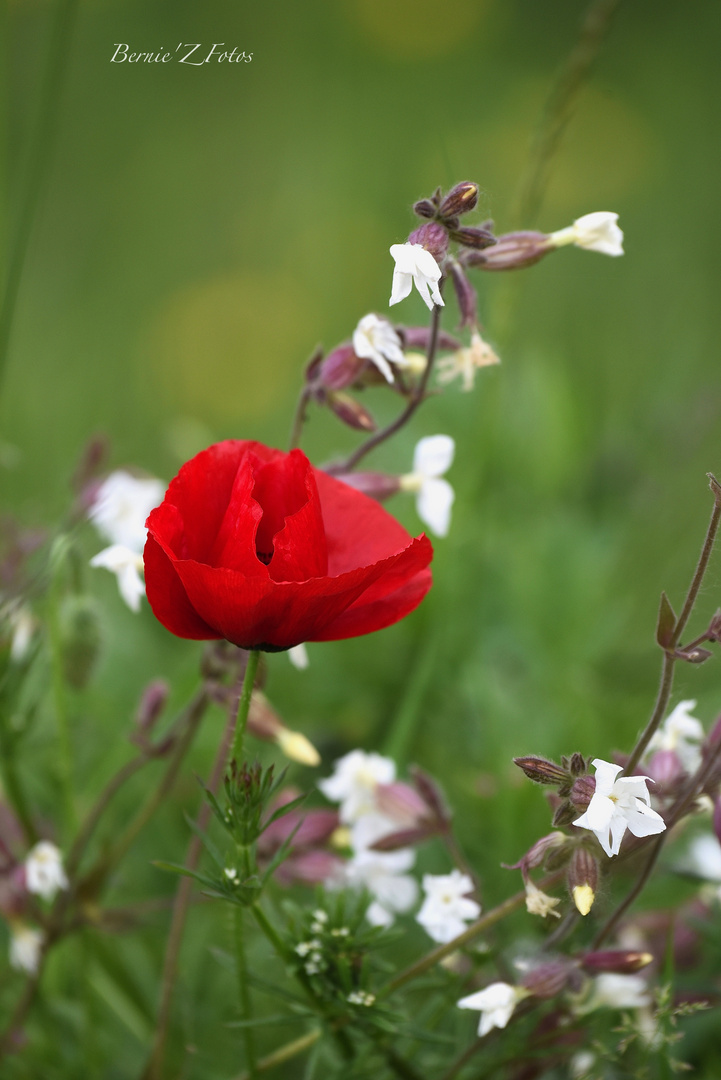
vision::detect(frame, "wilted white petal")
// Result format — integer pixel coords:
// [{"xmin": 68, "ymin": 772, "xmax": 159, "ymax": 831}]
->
[
  {"xmin": 389, "ymin": 244, "xmax": 445, "ymax": 311},
  {"xmin": 352, "ymin": 314, "xmax": 405, "ymax": 384},
  {"xmin": 571, "ymin": 212, "xmax": 624, "ymax": 256}
]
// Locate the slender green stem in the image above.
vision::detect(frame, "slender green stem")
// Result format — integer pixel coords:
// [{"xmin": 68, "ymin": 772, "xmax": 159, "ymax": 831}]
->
[
  {"xmin": 252, "ymin": 901, "xmax": 289, "ymax": 959},
  {"xmin": 47, "ymin": 572, "xmax": 77, "ymax": 835},
  {"xmin": 0, "ymin": 0, "xmax": 79, "ymax": 394},
  {"xmin": 592, "ymin": 833, "xmax": 665, "ymax": 949},
  {"xmin": 144, "ymin": 663, "xmax": 246, "ymax": 1080},
  {"xmin": 232, "ymin": 1028, "xmax": 323, "ymax": 1080},
  {"xmin": 625, "ymin": 475, "xmax": 721, "ymax": 776},
  {"xmin": 289, "ymin": 386, "xmax": 311, "ymax": 451},
  {"xmin": 513, "ymin": 0, "xmax": 622, "ymax": 227},
  {"xmin": 234, "ymin": 905, "xmax": 257, "ymax": 1076},
  {"xmin": 231, "ymin": 650, "xmax": 260, "ymax": 765},
  {"xmin": 0, "ymin": 723, "xmax": 38, "ymax": 844}
]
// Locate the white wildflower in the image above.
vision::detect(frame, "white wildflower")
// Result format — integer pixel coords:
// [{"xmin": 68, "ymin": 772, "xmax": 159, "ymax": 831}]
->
[
  {"xmin": 585, "ymin": 973, "xmax": 651, "ymax": 1012},
  {"xmin": 647, "ymin": 699, "xmax": 704, "ymax": 774},
  {"xmin": 389, "ymin": 244, "xmax": 444, "ymax": 311},
  {"xmin": 416, "ymin": 871, "xmax": 480, "ymax": 943},
  {"xmin": 399, "ymin": 435, "xmax": 455, "ymax": 538},
  {"xmin": 9, "ymin": 923, "xmax": 43, "ymax": 975},
  {"xmin": 89, "ymin": 470, "xmax": 164, "ymax": 551},
  {"xmin": 90, "ymin": 544, "xmax": 146, "ymax": 612},
  {"xmin": 352, "ymin": 314, "xmax": 405, "ymax": 384},
  {"xmin": 549, "ymin": 212, "xmax": 624, "ymax": 257},
  {"xmin": 24, "ymin": 841, "xmax": 68, "ymax": 902},
  {"xmin": 457, "ymin": 982, "xmax": 530, "ymax": 1037},
  {"xmin": 318, "ymin": 750, "xmax": 396, "ymax": 824},
  {"xmin": 572, "ymin": 758, "xmax": 666, "ymax": 857},
  {"xmin": 344, "ymin": 814, "xmax": 418, "ymax": 927},
  {"xmin": 288, "ymin": 643, "xmax": 309, "ymax": 670}
]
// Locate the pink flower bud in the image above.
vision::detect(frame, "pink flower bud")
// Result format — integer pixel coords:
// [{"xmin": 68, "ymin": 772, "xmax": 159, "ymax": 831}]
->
[
  {"xmin": 439, "ymin": 182, "xmax": 480, "ymax": 219},
  {"xmin": 330, "ymin": 472, "xmax": 402, "ymax": 502},
  {"xmin": 408, "ymin": 222, "xmax": 449, "ymax": 264},
  {"xmin": 461, "ymin": 230, "xmax": 552, "ymax": 271},
  {"xmin": 275, "ymin": 850, "xmax": 344, "ymax": 887},
  {"xmin": 449, "ymin": 226, "xmax": 496, "ymax": 250},
  {"xmin": 581, "ymin": 950, "xmax": 654, "ymax": 975},
  {"xmin": 369, "ymin": 825, "xmax": 438, "ymax": 850},
  {"xmin": 447, "ymin": 262, "xmax": 478, "ymax": 328},
  {"xmin": 569, "ymin": 774, "xmax": 596, "ymax": 810},
  {"xmin": 326, "ymin": 391, "xmax": 377, "ymax": 432},
  {"xmin": 413, "ymin": 198, "xmax": 437, "ymax": 220},
  {"xmin": 398, "ymin": 325, "xmax": 462, "ymax": 353},
  {"xmin": 375, "ymin": 781, "xmax": 430, "ymax": 825},
  {"xmin": 520, "ymin": 959, "xmax": 572, "ymax": 999},
  {"xmin": 316, "ymin": 345, "xmax": 366, "ymax": 391},
  {"xmin": 134, "ymin": 680, "xmax": 169, "ymax": 733},
  {"xmin": 514, "ymin": 756, "xmax": 569, "ymax": 786},
  {"xmin": 646, "ymin": 749, "xmax": 684, "ymax": 787}
]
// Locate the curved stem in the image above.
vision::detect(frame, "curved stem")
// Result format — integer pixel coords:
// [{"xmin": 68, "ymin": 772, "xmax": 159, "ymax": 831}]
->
[
  {"xmin": 144, "ymin": 660, "xmax": 248, "ymax": 1080},
  {"xmin": 0, "ymin": 0, "xmax": 79, "ymax": 394},
  {"xmin": 332, "ymin": 303, "xmax": 442, "ymax": 474},
  {"xmin": 289, "ymin": 386, "xmax": 311, "ymax": 451}
]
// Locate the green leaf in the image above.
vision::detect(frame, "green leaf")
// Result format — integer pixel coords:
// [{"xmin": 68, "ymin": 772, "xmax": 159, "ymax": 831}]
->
[
  {"xmin": 262, "ymin": 791, "xmax": 307, "ymax": 830},
  {"xmin": 656, "ymin": 591, "xmax": 677, "ymax": 649},
  {"xmin": 182, "ymin": 811, "xmax": 224, "ymax": 868}
]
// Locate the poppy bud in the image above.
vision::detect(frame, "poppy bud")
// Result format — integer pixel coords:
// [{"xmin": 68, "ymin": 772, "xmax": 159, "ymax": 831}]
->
[
  {"xmin": 460, "ymin": 230, "xmax": 552, "ymax": 271},
  {"xmin": 327, "ymin": 391, "xmax": 377, "ymax": 432},
  {"xmin": 439, "ymin": 181, "xmax": 479, "ymax": 219},
  {"xmin": 59, "ymin": 595, "xmax": 102, "ymax": 689},
  {"xmin": 568, "ymin": 847, "xmax": 599, "ymax": 916},
  {"xmin": 514, "ymin": 756, "xmax": 569, "ymax": 786},
  {"xmin": 581, "ymin": 950, "xmax": 653, "ymax": 975},
  {"xmin": 408, "ymin": 222, "xmax": 449, "ymax": 264}
]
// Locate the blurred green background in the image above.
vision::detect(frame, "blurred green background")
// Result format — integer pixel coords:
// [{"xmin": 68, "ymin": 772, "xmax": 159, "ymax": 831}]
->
[{"xmin": 3, "ymin": 0, "xmax": 721, "ymax": 1074}]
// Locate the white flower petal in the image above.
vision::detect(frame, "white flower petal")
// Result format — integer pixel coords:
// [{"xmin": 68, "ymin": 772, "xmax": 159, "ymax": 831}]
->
[
  {"xmin": 575, "ymin": 793, "xmax": 614, "ymax": 834},
  {"xmin": 591, "ymin": 758, "xmax": 624, "ymax": 796},
  {"xmin": 389, "ymin": 269, "xmax": 413, "ymax": 307},
  {"xmin": 417, "ymin": 478, "xmax": 454, "ymax": 537},
  {"xmin": 572, "ymin": 211, "xmax": 624, "ymax": 256},
  {"xmin": 624, "ymin": 801, "xmax": 666, "ymax": 839},
  {"xmin": 413, "ymin": 434, "xmax": 455, "ymax": 478},
  {"xmin": 89, "ymin": 471, "xmax": 164, "ymax": 552},
  {"xmin": 288, "ymin": 643, "xmax": 309, "ymax": 670}
]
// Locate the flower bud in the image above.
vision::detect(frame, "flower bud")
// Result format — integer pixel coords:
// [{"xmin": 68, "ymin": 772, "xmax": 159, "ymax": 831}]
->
[
  {"xmin": 375, "ymin": 781, "xmax": 431, "ymax": 826},
  {"xmin": 447, "ymin": 261, "xmax": 478, "ymax": 328},
  {"xmin": 134, "ymin": 679, "xmax": 169, "ymax": 733},
  {"xmin": 413, "ymin": 198, "xmax": 437, "ymax": 219},
  {"xmin": 396, "ymin": 327, "xmax": 459, "ymax": 358},
  {"xmin": 329, "ymin": 471, "xmax": 402, "ymax": 502},
  {"xmin": 581, "ymin": 950, "xmax": 653, "ymax": 975},
  {"xmin": 460, "ymin": 230, "xmax": 552, "ymax": 271},
  {"xmin": 315, "ymin": 345, "xmax": 366, "ymax": 391},
  {"xmin": 369, "ymin": 824, "xmax": 437, "ymax": 850},
  {"xmin": 439, "ymin": 182, "xmax": 479, "ymax": 219},
  {"xmin": 275, "ymin": 729, "xmax": 321, "ymax": 767},
  {"xmin": 646, "ymin": 749, "xmax": 683, "ymax": 787},
  {"xmin": 565, "ymin": 753, "xmax": 588, "ymax": 777},
  {"xmin": 408, "ymin": 765, "xmax": 451, "ymax": 825},
  {"xmin": 59, "ymin": 595, "xmax": 102, "ymax": 690},
  {"xmin": 408, "ymin": 222, "xmax": 449, "ymax": 264},
  {"xmin": 568, "ymin": 847, "xmax": 599, "ymax": 916},
  {"xmin": 514, "ymin": 756, "xmax": 569, "ymax": 786},
  {"xmin": 569, "ymin": 774, "xmax": 596, "ymax": 811},
  {"xmin": 326, "ymin": 391, "xmax": 377, "ymax": 432},
  {"xmin": 520, "ymin": 959, "xmax": 572, "ymax": 999},
  {"xmin": 448, "ymin": 226, "xmax": 496, "ymax": 250},
  {"xmin": 513, "ymin": 831, "xmax": 569, "ymax": 872}
]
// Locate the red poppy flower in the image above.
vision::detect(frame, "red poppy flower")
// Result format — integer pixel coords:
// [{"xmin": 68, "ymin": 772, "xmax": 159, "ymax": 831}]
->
[{"xmin": 144, "ymin": 440, "xmax": 433, "ymax": 651}]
